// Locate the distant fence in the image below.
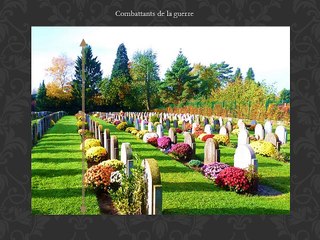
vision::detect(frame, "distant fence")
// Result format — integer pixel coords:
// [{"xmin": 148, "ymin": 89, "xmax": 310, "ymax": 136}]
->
[{"xmin": 31, "ymin": 111, "xmax": 66, "ymax": 146}]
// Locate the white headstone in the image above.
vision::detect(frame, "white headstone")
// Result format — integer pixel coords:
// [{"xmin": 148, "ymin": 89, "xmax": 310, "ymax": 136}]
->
[
  {"xmin": 219, "ymin": 126, "xmax": 228, "ymax": 136},
  {"xmin": 238, "ymin": 121, "xmax": 246, "ymax": 130},
  {"xmin": 143, "ymin": 132, "xmax": 158, "ymax": 143},
  {"xmin": 120, "ymin": 143, "xmax": 134, "ymax": 176},
  {"xmin": 254, "ymin": 124, "xmax": 265, "ymax": 140},
  {"xmin": 103, "ymin": 129, "xmax": 110, "ymax": 159},
  {"xmin": 156, "ymin": 124, "xmax": 163, "ymax": 138},
  {"xmin": 204, "ymin": 124, "xmax": 212, "ymax": 134},
  {"xmin": 275, "ymin": 126, "xmax": 287, "ymax": 144},
  {"xmin": 148, "ymin": 122, "xmax": 154, "ymax": 132},
  {"xmin": 168, "ymin": 128, "xmax": 177, "ymax": 144},
  {"xmin": 264, "ymin": 121, "xmax": 272, "ymax": 134},
  {"xmin": 238, "ymin": 129, "xmax": 249, "ymax": 145},
  {"xmin": 226, "ymin": 121, "xmax": 233, "ymax": 133},
  {"xmin": 234, "ymin": 144, "xmax": 258, "ymax": 172}
]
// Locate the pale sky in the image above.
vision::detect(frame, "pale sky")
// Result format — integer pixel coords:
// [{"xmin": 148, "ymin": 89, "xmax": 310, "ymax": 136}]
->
[{"xmin": 31, "ymin": 26, "xmax": 290, "ymax": 94}]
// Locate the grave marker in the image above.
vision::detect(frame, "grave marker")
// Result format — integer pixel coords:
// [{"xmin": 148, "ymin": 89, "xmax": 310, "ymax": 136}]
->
[
  {"xmin": 238, "ymin": 129, "xmax": 249, "ymax": 145},
  {"xmin": 234, "ymin": 144, "xmax": 258, "ymax": 173},
  {"xmin": 110, "ymin": 136, "xmax": 119, "ymax": 160},
  {"xmin": 204, "ymin": 138, "xmax": 220, "ymax": 164},
  {"xmin": 184, "ymin": 132, "xmax": 196, "ymax": 156},
  {"xmin": 226, "ymin": 121, "xmax": 233, "ymax": 134},
  {"xmin": 143, "ymin": 132, "xmax": 158, "ymax": 143},
  {"xmin": 265, "ymin": 132, "xmax": 281, "ymax": 151},
  {"xmin": 173, "ymin": 120, "xmax": 178, "ymax": 128},
  {"xmin": 204, "ymin": 124, "xmax": 212, "ymax": 134},
  {"xmin": 142, "ymin": 158, "xmax": 162, "ymax": 215},
  {"xmin": 135, "ymin": 119, "xmax": 140, "ymax": 130},
  {"xmin": 275, "ymin": 126, "xmax": 287, "ymax": 144},
  {"xmin": 219, "ymin": 126, "xmax": 228, "ymax": 136},
  {"xmin": 168, "ymin": 128, "xmax": 177, "ymax": 144},
  {"xmin": 148, "ymin": 122, "xmax": 154, "ymax": 132},
  {"xmin": 165, "ymin": 119, "xmax": 170, "ymax": 130},
  {"xmin": 103, "ymin": 129, "xmax": 111, "ymax": 159},
  {"xmin": 264, "ymin": 121, "xmax": 272, "ymax": 135},
  {"xmin": 120, "ymin": 143, "xmax": 134, "ymax": 176},
  {"xmin": 156, "ymin": 124, "xmax": 163, "ymax": 138},
  {"xmin": 254, "ymin": 124, "xmax": 265, "ymax": 140},
  {"xmin": 141, "ymin": 120, "xmax": 146, "ymax": 131}
]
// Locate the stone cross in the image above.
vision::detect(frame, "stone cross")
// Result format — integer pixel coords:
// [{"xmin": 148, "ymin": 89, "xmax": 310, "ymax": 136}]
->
[
  {"xmin": 204, "ymin": 138, "xmax": 220, "ymax": 164},
  {"xmin": 234, "ymin": 144, "xmax": 258, "ymax": 173}
]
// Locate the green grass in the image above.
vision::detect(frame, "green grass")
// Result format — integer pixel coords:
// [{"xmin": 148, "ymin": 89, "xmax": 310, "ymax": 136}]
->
[
  {"xmin": 92, "ymin": 117, "xmax": 290, "ymax": 215},
  {"xmin": 31, "ymin": 116, "xmax": 100, "ymax": 215}
]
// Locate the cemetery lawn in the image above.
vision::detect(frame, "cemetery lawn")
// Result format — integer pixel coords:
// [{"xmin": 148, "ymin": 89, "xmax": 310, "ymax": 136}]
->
[
  {"xmin": 31, "ymin": 116, "xmax": 100, "ymax": 215},
  {"xmin": 92, "ymin": 117, "xmax": 290, "ymax": 215}
]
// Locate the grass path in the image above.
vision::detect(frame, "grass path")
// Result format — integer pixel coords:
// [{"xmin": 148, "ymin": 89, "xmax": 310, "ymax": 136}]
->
[
  {"xmin": 92, "ymin": 117, "xmax": 290, "ymax": 215},
  {"xmin": 32, "ymin": 116, "xmax": 99, "ymax": 215}
]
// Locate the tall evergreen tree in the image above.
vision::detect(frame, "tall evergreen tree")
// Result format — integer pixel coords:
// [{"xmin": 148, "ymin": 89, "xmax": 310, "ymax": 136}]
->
[
  {"xmin": 71, "ymin": 45, "xmax": 102, "ymax": 112},
  {"xmin": 36, "ymin": 80, "xmax": 48, "ymax": 110},
  {"xmin": 110, "ymin": 43, "xmax": 131, "ymax": 81},
  {"xmin": 101, "ymin": 43, "xmax": 133, "ymax": 110},
  {"xmin": 245, "ymin": 67, "xmax": 255, "ymax": 81},
  {"xmin": 159, "ymin": 50, "xmax": 198, "ymax": 105}
]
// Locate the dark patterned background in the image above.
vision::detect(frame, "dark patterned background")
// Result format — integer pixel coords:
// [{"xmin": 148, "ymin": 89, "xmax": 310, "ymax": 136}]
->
[{"xmin": 0, "ymin": 0, "xmax": 318, "ymax": 239}]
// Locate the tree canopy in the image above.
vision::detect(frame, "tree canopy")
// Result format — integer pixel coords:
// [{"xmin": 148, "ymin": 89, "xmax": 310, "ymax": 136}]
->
[{"xmin": 159, "ymin": 50, "xmax": 199, "ymax": 105}]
